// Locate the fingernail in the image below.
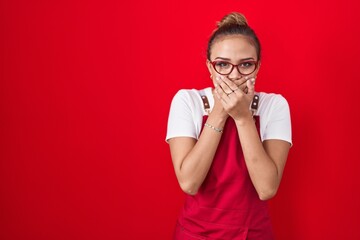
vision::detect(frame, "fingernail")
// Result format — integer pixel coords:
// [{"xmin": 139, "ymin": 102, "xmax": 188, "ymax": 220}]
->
[{"xmin": 245, "ymin": 76, "xmax": 249, "ymax": 80}]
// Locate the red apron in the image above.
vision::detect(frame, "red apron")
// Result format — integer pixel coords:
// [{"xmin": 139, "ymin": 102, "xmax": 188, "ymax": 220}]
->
[{"xmin": 173, "ymin": 114, "xmax": 274, "ymax": 240}]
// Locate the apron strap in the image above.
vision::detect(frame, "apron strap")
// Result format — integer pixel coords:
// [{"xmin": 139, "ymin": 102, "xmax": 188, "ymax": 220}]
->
[
  {"xmin": 251, "ymin": 94, "xmax": 259, "ymax": 110},
  {"xmin": 200, "ymin": 95, "xmax": 210, "ymax": 113}
]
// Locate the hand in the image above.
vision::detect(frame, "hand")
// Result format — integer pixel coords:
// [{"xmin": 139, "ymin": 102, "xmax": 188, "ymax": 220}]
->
[
  {"xmin": 214, "ymin": 75, "xmax": 256, "ymax": 122},
  {"xmin": 211, "ymin": 81, "xmax": 229, "ymax": 120}
]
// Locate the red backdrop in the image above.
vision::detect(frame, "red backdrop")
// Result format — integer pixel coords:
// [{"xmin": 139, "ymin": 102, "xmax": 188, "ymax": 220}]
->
[{"xmin": 1, "ymin": 0, "xmax": 360, "ymax": 239}]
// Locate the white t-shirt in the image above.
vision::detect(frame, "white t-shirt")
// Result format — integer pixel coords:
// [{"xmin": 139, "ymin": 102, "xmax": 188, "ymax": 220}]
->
[{"xmin": 166, "ymin": 87, "xmax": 292, "ymax": 145}]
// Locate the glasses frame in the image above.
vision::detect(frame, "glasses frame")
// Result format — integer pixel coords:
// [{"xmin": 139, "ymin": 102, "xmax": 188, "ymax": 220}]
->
[{"xmin": 210, "ymin": 60, "xmax": 258, "ymax": 76}]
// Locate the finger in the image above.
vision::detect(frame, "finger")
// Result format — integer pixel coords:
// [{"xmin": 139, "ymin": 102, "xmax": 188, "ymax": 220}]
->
[
  {"xmin": 233, "ymin": 78, "xmax": 248, "ymax": 88},
  {"xmin": 215, "ymin": 83, "xmax": 229, "ymax": 103},
  {"xmin": 220, "ymin": 76, "xmax": 240, "ymax": 92},
  {"xmin": 214, "ymin": 77, "xmax": 225, "ymax": 94},
  {"xmin": 215, "ymin": 76, "xmax": 233, "ymax": 94},
  {"xmin": 246, "ymin": 77, "xmax": 256, "ymax": 96}
]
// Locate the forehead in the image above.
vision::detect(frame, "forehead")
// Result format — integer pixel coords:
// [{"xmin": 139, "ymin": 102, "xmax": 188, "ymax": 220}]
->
[{"xmin": 211, "ymin": 35, "xmax": 257, "ymax": 60}]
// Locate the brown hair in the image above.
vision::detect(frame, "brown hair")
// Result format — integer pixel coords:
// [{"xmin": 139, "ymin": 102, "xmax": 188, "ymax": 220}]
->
[{"xmin": 207, "ymin": 12, "xmax": 261, "ymax": 61}]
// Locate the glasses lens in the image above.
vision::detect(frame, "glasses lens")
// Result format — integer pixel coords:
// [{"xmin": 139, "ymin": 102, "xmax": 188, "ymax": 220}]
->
[
  {"xmin": 214, "ymin": 61, "xmax": 233, "ymax": 75},
  {"xmin": 238, "ymin": 61, "xmax": 256, "ymax": 75}
]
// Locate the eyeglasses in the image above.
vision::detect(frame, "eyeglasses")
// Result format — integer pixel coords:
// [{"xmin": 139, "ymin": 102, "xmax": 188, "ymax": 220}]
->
[{"xmin": 210, "ymin": 60, "xmax": 258, "ymax": 76}]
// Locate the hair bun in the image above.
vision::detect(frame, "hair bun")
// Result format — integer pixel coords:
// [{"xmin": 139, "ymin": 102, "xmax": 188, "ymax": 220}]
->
[{"xmin": 217, "ymin": 12, "xmax": 248, "ymax": 28}]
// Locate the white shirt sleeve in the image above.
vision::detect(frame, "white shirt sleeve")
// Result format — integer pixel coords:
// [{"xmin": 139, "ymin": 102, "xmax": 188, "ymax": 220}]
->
[
  {"xmin": 166, "ymin": 90, "xmax": 198, "ymax": 142},
  {"xmin": 262, "ymin": 94, "xmax": 292, "ymax": 145}
]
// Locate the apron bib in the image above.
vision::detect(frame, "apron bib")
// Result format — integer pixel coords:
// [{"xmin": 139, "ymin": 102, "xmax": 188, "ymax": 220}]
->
[{"xmin": 173, "ymin": 95, "xmax": 274, "ymax": 240}]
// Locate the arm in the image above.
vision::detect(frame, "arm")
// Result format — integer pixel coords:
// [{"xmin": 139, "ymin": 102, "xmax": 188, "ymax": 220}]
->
[
  {"xmin": 235, "ymin": 119, "xmax": 290, "ymax": 200},
  {"xmin": 168, "ymin": 91, "xmax": 228, "ymax": 195},
  {"xmin": 215, "ymin": 77, "xmax": 291, "ymax": 200}
]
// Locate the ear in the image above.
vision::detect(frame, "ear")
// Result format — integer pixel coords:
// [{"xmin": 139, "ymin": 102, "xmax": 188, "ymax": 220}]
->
[
  {"xmin": 206, "ymin": 60, "xmax": 213, "ymax": 74},
  {"xmin": 254, "ymin": 61, "xmax": 261, "ymax": 76}
]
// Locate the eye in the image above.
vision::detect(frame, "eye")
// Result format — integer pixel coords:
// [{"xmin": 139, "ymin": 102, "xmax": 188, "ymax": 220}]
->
[
  {"xmin": 240, "ymin": 61, "xmax": 255, "ymax": 68},
  {"xmin": 214, "ymin": 61, "xmax": 231, "ymax": 68}
]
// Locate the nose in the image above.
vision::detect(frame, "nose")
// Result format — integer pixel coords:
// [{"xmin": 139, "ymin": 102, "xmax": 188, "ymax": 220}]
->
[{"xmin": 227, "ymin": 66, "xmax": 242, "ymax": 80}]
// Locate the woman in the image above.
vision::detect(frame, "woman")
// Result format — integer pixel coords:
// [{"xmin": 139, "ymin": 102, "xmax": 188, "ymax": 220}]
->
[{"xmin": 166, "ymin": 12, "xmax": 292, "ymax": 240}]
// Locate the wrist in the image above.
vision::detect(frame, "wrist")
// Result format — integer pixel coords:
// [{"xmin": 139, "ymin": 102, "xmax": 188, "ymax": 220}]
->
[
  {"xmin": 234, "ymin": 114, "xmax": 254, "ymax": 127},
  {"xmin": 207, "ymin": 112, "xmax": 227, "ymax": 128}
]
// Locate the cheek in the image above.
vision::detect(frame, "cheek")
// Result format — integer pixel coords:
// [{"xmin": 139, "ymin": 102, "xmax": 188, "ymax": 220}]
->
[
  {"xmin": 210, "ymin": 70, "xmax": 224, "ymax": 79},
  {"xmin": 207, "ymin": 64, "xmax": 216, "ymax": 76},
  {"xmin": 208, "ymin": 68, "xmax": 220, "ymax": 81}
]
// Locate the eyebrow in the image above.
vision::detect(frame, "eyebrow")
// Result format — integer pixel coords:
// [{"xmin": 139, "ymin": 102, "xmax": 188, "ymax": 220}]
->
[{"xmin": 214, "ymin": 57, "xmax": 255, "ymax": 61}]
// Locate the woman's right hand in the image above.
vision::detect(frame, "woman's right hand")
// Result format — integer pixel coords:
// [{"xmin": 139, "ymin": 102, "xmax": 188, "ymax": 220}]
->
[{"xmin": 211, "ymin": 83, "xmax": 229, "ymax": 120}]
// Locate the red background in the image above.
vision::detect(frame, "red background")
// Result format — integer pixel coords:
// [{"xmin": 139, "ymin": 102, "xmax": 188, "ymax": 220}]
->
[{"xmin": 1, "ymin": 0, "xmax": 360, "ymax": 239}]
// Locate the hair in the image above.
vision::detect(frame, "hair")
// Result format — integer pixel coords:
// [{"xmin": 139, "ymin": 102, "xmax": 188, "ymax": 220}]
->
[{"xmin": 207, "ymin": 12, "xmax": 261, "ymax": 61}]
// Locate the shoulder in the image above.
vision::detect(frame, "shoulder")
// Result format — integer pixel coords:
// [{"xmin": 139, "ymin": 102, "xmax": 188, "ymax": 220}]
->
[
  {"xmin": 258, "ymin": 92, "xmax": 288, "ymax": 105},
  {"xmin": 257, "ymin": 92, "xmax": 289, "ymax": 112},
  {"xmin": 256, "ymin": 92, "xmax": 292, "ymax": 144},
  {"xmin": 173, "ymin": 88, "xmax": 209, "ymax": 99},
  {"xmin": 166, "ymin": 88, "xmax": 211, "ymax": 141},
  {"xmin": 171, "ymin": 87, "xmax": 212, "ymax": 107},
  {"xmin": 256, "ymin": 92, "xmax": 291, "ymax": 120}
]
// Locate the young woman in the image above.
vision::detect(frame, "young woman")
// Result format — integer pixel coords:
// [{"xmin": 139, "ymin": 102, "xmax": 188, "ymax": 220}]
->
[{"xmin": 166, "ymin": 12, "xmax": 292, "ymax": 240}]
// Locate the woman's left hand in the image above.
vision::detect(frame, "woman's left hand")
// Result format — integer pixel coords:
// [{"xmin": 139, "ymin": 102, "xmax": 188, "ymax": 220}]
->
[{"xmin": 214, "ymin": 76, "xmax": 256, "ymax": 122}]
